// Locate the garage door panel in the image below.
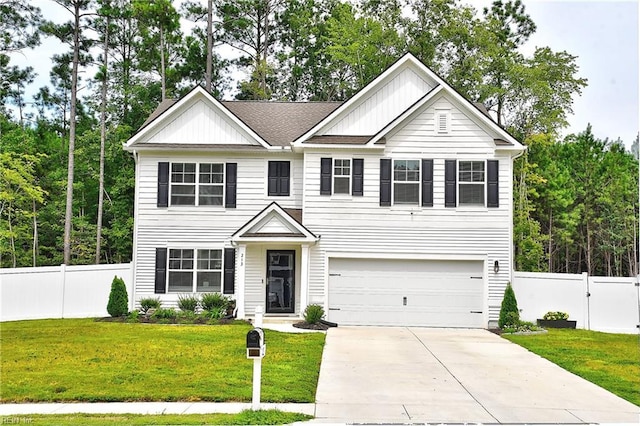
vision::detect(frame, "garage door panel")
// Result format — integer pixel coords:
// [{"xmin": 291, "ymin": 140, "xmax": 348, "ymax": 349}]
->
[{"xmin": 328, "ymin": 258, "xmax": 485, "ymax": 328}]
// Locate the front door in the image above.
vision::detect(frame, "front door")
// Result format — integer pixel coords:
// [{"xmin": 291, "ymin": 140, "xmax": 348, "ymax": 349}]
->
[{"xmin": 266, "ymin": 250, "xmax": 295, "ymax": 313}]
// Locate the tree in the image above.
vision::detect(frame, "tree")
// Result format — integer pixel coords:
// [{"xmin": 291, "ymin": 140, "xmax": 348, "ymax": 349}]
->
[
  {"xmin": 41, "ymin": 0, "xmax": 93, "ymax": 265},
  {"xmin": 133, "ymin": 0, "xmax": 183, "ymax": 101},
  {"xmin": 106, "ymin": 275, "xmax": 128, "ymax": 316},
  {"xmin": 498, "ymin": 282, "xmax": 519, "ymax": 329}
]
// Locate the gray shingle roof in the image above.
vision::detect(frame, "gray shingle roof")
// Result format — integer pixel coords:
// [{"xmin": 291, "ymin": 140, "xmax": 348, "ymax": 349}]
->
[
  {"xmin": 138, "ymin": 94, "xmax": 342, "ymax": 147},
  {"xmin": 222, "ymin": 101, "xmax": 342, "ymax": 146}
]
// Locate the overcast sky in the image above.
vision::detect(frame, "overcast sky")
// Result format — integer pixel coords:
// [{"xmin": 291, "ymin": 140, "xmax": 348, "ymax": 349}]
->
[{"xmin": 7, "ymin": 0, "xmax": 640, "ymax": 147}]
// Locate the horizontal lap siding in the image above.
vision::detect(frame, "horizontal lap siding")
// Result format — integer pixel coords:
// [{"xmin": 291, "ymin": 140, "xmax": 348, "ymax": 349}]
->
[
  {"xmin": 133, "ymin": 153, "xmax": 303, "ymax": 304},
  {"xmin": 303, "ymin": 96, "xmax": 514, "ymax": 324}
]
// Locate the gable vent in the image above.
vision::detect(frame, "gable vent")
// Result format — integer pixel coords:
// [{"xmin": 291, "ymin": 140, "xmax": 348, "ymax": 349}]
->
[{"xmin": 436, "ymin": 110, "xmax": 450, "ymax": 134}]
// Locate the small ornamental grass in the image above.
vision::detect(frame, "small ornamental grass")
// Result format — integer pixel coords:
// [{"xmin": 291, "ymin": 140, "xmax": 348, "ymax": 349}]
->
[
  {"xmin": 303, "ymin": 304, "xmax": 324, "ymax": 324},
  {"xmin": 139, "ymin": 297, "xmax": 161, "ymax": 314},
  {"xmin": 177, "ymin": 294, "xmax": 200, "ymax": 313}
]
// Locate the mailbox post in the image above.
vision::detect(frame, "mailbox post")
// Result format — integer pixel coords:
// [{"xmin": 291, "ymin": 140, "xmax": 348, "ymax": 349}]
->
[{"xmin": 247, "ymin": 307, "xmax": 266, "ymax": 410}]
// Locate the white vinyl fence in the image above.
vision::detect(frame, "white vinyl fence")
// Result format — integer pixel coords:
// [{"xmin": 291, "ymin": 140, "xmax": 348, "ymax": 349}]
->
[
  {"xmin": 512, "ymin": 272, "xmax": 640, "ymax": 334},
  {"xmin": 0, "ymin": 263, "xmax": 133, "ymax": 322}
]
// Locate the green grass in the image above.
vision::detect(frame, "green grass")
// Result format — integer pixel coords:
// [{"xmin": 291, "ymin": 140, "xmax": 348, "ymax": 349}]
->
[
  {"xmin": 0, "ymin": 319, "xmax": 325, "ymax": 403},
  {"xmin": 0, "ymin": 410, "xmax": 311, "ymax": 425},
  {"xmin": 504, "ymin": 329, "xmax": 640, "ymax": 406}
]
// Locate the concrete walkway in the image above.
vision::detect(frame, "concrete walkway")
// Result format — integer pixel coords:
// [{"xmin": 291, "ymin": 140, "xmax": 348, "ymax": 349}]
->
[{"xmin": 314, "ymin": 327, "xmax": 639, "ymax": 423}]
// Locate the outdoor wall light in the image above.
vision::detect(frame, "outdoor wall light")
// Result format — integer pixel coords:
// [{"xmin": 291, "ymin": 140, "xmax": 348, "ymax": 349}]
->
[{"xmin": 494, "ymin": 260, "xmax": 500, "ymax": 274}]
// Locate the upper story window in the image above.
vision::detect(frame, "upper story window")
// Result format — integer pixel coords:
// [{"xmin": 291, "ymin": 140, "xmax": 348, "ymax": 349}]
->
[
  {"xmin": 458, "ymin": 161, "xmax": 485, "ymax": 205},
  {"xmin": 170, "ymin": 162, "xmax": 224, "ymax": 206},
  {"xmin": 333, "ymin": 159, "xmax": 351, "ymax": 194},
  {"xmin": 393, "ymin": 159, "xmax": 420, "ymax": 204},
  {"xmin": 268, "ymin": 161, "xmax": 290, "ymax": 196},
  {"xmin": 321, "ymin": 157, "xmax": 363, "ymax": 196}
]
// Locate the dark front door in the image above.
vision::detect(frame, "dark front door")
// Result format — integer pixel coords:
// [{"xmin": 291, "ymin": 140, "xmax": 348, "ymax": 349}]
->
[{"xmin": 266, "ymin": 250, "xmax": 295, "ymax": 313}]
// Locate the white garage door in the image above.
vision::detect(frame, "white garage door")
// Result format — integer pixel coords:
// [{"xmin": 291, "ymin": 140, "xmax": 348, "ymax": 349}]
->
[{"xmin": 328, "ymin": 258, "xmax": 485, "ymax": 328}]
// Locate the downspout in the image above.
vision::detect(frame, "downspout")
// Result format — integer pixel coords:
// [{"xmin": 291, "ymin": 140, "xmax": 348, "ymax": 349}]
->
[
  {"xmin": 130, "ymin": 149, "xmax": 139, "ymax": 312},
  {"xmin": 510, "ymin": 147, "xmax": 526, "ymax": 285}
]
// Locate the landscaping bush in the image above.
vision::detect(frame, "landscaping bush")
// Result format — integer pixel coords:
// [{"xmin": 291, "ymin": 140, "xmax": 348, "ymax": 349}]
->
[
  {"xmin": 139, "ymin": 297, "xmax": 161, "ymax": 314},
  {"xmin": 177, "ymin": 294, "xmax": 199, "ymax": 312},
  {"xmin": 201, "ymin": 293, "xmax": 230, "ymax": 311},
  {"xmin": 498, "ymin": 282, "xmax": 519, "ymax": 329},
  {"xmin": 106, "ymin": 276, "xmax": 129, "ymax": 317},
  {"xmin": 303, "ymin": 304, "xmax": 324, "ymax": 324},
  {"xmin": 151, "ymin": 308, "xmax": 177, "ymax": 320},
  {"xmin": 543, "ymin": 311, "xmax": 569, "ymax": 320}
]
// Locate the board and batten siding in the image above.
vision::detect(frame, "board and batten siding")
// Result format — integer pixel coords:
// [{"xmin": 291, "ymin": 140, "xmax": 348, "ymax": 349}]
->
[
  {"xmin": 302, "ymin": 96, "xmax": 515, "ymax": 324},
  {"xmin": 132, "ymin": 152, "xmax": 303, "ymax": 306},
  {"xmin": 321, "ymin": 67, "xmax": 436, "ymax": 136},
  {"xmin": 145, "ymin": 99, "xmax": 258, "ymax": 145}
]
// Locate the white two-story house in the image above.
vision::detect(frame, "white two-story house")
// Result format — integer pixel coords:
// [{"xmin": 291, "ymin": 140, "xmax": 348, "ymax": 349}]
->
[{"xmin": 124, "ymin": 53, "xmax": 525, "ymax": 328}]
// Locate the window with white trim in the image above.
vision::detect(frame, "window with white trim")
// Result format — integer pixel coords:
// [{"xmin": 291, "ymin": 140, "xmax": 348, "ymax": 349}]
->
[
  {"xmin": 333, "ymin": 159, "xmax": 351, "ymax": 194},
  {"xmin": 170, "ymin": 163, "xmax": 224, "ymax": 206},
  {"xmin": 459, "ymin": 161, "xmax": 485, "ymax": 205},
  {"xmin": 168, "ymin": 248, "xmax": 222, "ymax": 293},
  {"xmin": 393, "ymin": 159, "xmax": 420, "ymax": 204}
]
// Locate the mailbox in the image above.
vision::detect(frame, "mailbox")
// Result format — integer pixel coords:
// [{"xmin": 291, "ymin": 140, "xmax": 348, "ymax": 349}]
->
[{"xmin": 246, "ymin": 327, "xmax": 265, "ymax": 359}]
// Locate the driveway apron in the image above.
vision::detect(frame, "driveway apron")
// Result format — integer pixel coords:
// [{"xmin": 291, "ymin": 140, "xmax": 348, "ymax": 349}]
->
[{"xmin": 314, "ymin": 327, "xmax": 639, "ymax": 423}]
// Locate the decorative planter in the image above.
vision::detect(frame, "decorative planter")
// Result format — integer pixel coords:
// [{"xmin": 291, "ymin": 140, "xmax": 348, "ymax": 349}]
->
[{"xmin": 536, "ymin": 319, "xmax": 577, "ymax": 329}]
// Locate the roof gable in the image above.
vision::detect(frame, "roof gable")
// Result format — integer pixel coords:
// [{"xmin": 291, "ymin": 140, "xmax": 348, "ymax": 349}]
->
[
  {"xmin": 295, "ymin": 53, "xmax": 524, "ymax": 151},
  {"xmin": 231, "ymin": 202, "xmax": 318, "ymax": 243},
  {"xmin": 125, "ymin": 86, "xmax": 271, "ymax": 150}
]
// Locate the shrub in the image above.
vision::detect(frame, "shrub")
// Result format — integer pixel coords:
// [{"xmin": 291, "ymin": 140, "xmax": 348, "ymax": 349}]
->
[
  {"xmin": 304, "ymin": 304, "xmax": 324, "ymax": 324},
  {"xmin": 139, "ymin": 297, "xmax": 161, "ymax": 314},
  {"xmin": 127, "ymin": 310, "xmax": 139, "ymax": 323},
  {"xmin": 177, "ymin": 294, "xmax": 199, "ymax": 312},
  {"xmin": 152, "ymin": 308, "xmax": 177, "ymax": 320},
  {"xmin": 498, "ymin": 282, "xmax": 519, "ymax": 329},
  {"xmin": 206, "ymin": 307, "xmax": 226, "ymax": 320},
  {"xmin": 200, "ymin": 293, "xmax": 230, "ymax": 311},
  {"xmin": 543, "ymin": 311, "xmax": 569, "ymax": 320},
  {"xmin": 107, "ymin": 276, "xmax": 129, "ymax": 317}
]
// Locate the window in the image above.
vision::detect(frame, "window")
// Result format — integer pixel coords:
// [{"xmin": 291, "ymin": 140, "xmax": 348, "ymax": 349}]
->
[
  {"xmin": 171, "ymin": 163, "xmax": 196, "ymax": 205},
  {"xmin": 170, "ymin": 163, "xmax": 224, "ymax": 206},
  {"xmin": 199, "ymin": 164, "xmax": 224, "ymax": 205},
  {"xmin": 268, "ymin": 161, "xmax": 290, "ymax": 196},
  {"xmin": 393, "ymin": 159, "xmax": 420, "ymax": 204},
  {"xmin": 168, "ymin": 248, "xmax": 222, "ymax": 293},
  {"xmin": 333, "ymin": 159, "xmax": 351, "ymax": 194},
  {"xmin": 459, "ymin": 161, "xmax": 485, "ymax": 205}
]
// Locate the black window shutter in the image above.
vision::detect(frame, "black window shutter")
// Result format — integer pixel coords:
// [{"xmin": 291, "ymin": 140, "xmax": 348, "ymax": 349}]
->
[
  {"xmin": 223, "ymin": 248, "xmax": 236, "ymax": 295},
  {"xmin": 352, "ymin": 158, "xmax": 364, "ymax": 196},
  {"xmin": 421, "ymin": 159, "xmax": 433, "ymax": 207},
  {"xmin": 445, "ymin": 159, "xmax": 457, "ymax": 208},
  {"xmin": 320, "ymin": 158, "xmax": 332, "ymax": 195},
  {"xmin": 487, "ymin": 160, "xmax": 499, "ymax": 208},
  {"xmin": 380, "ymin": 158, "xmax": 391, "ymax": 206},
  {"xmin": 154, "ymin": 248, "xmax": 167, "ymax": 294},
  {"xmin": 267, "ymin": 161, "xmax": 278, "ymax": 195},
  {"xmin": 225, "ymin": 163, "xmax": 237, "ymax": 208},
  {"xmin": 281, "ymin": 161, "xmax": 290, "ymax": 196},
  {"xmin": 157, "ymin": 162, "xmax": 169, "ymax": 207}
]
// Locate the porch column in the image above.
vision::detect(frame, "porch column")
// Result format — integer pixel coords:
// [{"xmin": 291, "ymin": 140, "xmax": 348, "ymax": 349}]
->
[
  {"xmin": 300, "ymin": 244, "xmax": 310, "ymax": 316},
  {"xmin": 236, "ymin": 244, "xmax": 247, "ymax": 319}
]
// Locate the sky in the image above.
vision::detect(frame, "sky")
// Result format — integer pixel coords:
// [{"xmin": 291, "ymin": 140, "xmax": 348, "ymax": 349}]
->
[{"xmin": 7, "ymin": 0, "xmax": 640, "ymax": 147}]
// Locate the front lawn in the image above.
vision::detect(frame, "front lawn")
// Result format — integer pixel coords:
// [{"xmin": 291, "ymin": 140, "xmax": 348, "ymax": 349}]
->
[
  {"xmin": 0, "ymin": 319, "xmax": 325, "ymax": 403},
  {"xmin": 0, "ymin": 410, "xmax": 312, "ymax": 425},
  {"xmin": 504, "ymin": 329, "xmax": 640, "ymax": 406}
]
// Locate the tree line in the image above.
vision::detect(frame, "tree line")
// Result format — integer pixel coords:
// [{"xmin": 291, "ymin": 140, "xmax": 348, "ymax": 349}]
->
[{"xmin": 1, "ymin": 0, "xmax": 638, "ymax": 276}]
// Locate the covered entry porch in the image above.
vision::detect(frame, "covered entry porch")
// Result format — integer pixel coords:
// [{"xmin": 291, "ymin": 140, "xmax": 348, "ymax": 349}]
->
[{"xmin": 230, "ymin": 203, "xmax": 318, "ymax": 319}]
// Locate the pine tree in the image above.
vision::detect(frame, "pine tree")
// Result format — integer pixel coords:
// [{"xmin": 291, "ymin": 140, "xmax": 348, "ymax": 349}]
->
[{"xmin": 107, "ymin": 276, "xmax": 128, "ymax": 317}]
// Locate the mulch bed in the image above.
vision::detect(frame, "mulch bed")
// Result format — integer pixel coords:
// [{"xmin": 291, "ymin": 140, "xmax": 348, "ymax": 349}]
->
[{"xmin": 292, "ymin": 321, "xmax": 331, "ymax": 330}]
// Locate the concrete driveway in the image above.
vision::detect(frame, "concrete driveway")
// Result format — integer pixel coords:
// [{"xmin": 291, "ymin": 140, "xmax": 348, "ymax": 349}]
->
[{"xmin": 314, "ymin": 327, "xmax": 639, "ymax": 423}]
